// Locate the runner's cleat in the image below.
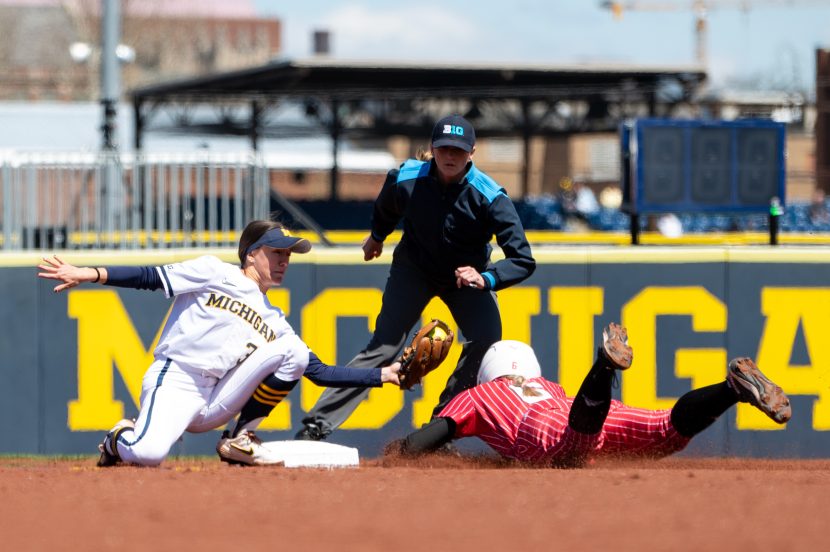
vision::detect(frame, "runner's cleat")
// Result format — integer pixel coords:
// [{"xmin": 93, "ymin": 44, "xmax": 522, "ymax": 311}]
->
[
  {"xmin": 601, "ymin": 323, "xmax": 633, "ymax": 370},
  {"xmin": 727, "ymin": 357, "xmax": 792, "ymax": 424}
]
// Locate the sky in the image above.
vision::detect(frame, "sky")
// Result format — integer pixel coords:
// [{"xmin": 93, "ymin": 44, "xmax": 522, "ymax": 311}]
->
[{"xmin": 254, "ymin": 0, "xmax": 830, "ymax": 95}]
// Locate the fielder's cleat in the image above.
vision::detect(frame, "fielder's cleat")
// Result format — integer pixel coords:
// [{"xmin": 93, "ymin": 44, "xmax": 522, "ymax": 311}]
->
[
  {"xmin": 294, "ymin": 423, "xmax": 326, "ymax": 441},
  {"xmin": 97, "ymin": 418, "xmax": 135, "ymax": 467},
  {"xmin": 600, "ymin": 323, "xmax": 633, "ymax": 370},
  {"xmin": 216, "ymin": 430, "xmax": 283, "ymax": 466},
  {"xmin": 727, "ymin": 357, "xmax": 792, "ymax": 424}
]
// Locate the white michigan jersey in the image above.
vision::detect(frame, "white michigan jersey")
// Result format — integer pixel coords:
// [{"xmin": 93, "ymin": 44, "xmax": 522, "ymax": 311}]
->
[{"xmin": 153, "ymin": 255, "xmax": 295, "ymax": 377}]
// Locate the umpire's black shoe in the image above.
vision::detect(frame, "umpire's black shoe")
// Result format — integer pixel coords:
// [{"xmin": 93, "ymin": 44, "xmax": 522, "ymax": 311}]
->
[{"xmin": 294, "ymin": 423, "xmax": 327, "ymax": 441}]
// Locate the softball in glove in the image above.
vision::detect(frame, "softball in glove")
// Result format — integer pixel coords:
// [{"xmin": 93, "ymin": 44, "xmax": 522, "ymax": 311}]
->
[{"xmin": 397, "ymin": 319, "xmax": 454, "ymax": 390}]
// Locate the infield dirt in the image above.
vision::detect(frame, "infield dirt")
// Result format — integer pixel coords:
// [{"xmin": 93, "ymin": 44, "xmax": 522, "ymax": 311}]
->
[{"xmin": 2, "ymin": 456, "xmax": 827, "ymax": 551}]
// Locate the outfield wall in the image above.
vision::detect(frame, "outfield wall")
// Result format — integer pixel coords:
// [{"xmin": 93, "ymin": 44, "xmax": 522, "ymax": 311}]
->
[{"xmin": 2, "ymin": 246, "xmax": 829, "ymax": 458}]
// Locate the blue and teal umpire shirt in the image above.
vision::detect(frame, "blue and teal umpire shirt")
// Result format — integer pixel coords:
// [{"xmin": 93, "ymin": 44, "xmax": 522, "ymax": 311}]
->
[{"xmin": 369, "ymin": 159, "xmax": 536, "ymax": 291}]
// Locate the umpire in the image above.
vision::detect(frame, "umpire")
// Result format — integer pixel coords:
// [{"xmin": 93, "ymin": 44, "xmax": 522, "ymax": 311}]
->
[{"xmin": 297, "ymin": 114, "xmax": 536, "ymax": 440}]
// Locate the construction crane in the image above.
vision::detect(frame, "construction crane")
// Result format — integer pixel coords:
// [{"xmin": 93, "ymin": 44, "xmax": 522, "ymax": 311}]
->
[{"xmin": 600, "ymin": 1, "xmax": 825, "ymax": 70}]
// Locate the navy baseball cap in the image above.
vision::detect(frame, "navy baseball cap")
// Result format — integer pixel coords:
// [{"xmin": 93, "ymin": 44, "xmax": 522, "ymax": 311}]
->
[
  {"xmin": 245, "ymin": 227, "xmax": 312, "ymax": 256},
  {"xmin": 431, "ymin": 115, "xmax": 476, "ymax": 152}
]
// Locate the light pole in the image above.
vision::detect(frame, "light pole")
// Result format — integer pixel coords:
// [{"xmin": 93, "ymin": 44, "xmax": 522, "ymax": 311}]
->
[
  {"xmin": 69, "ymin": 2, "xmax": 134, "ymax": 150},
  {"xmin": 68, "ymin": 1, "xmax": 135, "ymax": 246},
  {"xmin": 100, "ymin": 0, "xmax": 121, "ymax": 151}
]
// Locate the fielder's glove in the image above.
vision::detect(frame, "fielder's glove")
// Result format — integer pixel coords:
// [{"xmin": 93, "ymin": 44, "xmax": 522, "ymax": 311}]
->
[{"xmin": 397, "ymin": 319, "xmax": 454, "ymax": 391}]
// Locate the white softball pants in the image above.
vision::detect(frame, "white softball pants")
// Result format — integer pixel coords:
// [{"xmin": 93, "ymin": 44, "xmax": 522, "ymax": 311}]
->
[{"xmin": 115, "ymin": 334, "xmax": 309, "ymax": 466}]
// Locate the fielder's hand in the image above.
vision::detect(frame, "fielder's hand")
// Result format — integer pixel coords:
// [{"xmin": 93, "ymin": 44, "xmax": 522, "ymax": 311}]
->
[
  {"xmin": 37, "ymin": 255, "xmax": 103, "ymax": 293},
  {"xmin": 381, "ymin": 361, "xmax": 402, "ymax": 386}
]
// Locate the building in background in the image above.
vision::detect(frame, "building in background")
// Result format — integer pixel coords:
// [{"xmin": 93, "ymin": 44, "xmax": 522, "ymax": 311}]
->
[
  {"xmin": 817, "ymin": 48, "xmax": 830, "ymax": 195},
  {"xmin": 0, "ymin": 0, "xmax": 280, "ymax": 101},
  {"xmin": 0, "ymin": 1, "xmax": 820, "ymax": 207}
]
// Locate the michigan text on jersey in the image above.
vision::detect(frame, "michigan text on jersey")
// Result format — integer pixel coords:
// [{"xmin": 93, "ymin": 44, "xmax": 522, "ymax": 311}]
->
[{"xmin": 205, "ymin": 292, "xmax": 278, "ymax": 342}]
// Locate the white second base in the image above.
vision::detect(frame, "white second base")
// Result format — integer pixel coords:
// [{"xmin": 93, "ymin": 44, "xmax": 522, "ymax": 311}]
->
[{"xmin": 259, "ymin": 440, "xmax": 360, "ymax": 468}]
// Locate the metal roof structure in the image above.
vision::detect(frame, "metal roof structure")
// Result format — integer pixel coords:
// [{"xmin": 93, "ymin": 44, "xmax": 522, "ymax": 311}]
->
[{"xmin": 131, "ymin": 57, "xmax": 706, "ymax": 197}]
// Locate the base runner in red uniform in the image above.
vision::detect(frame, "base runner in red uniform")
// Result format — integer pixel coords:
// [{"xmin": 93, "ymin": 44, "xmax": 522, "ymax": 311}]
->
[{"xmin": 392, "ymin": 323, "xmax": 792, "ymax": 467}]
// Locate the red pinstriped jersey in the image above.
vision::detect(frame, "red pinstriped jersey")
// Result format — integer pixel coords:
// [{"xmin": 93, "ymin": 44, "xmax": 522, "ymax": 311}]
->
[{"xmin": 438, "ymin": 377, "xmax": 690, "ymax": 464}]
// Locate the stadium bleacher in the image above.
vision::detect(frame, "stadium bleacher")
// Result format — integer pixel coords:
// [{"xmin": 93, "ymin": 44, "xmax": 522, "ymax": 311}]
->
[
  {"xmin": 295, "ymin": 195, "xmax": 830, "ymax": 235},
  {"xmin": 513, "ymin": 195, "xmax": 830, "ymax": 234}
]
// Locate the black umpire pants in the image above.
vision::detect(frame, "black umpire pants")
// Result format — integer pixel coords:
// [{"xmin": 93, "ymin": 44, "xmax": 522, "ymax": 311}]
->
[{"xmin": 300, "ymin": 257, "xmax": 502, "ymax": 434}]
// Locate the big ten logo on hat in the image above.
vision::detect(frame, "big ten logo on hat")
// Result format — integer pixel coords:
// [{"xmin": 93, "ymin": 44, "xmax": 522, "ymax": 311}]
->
[
  {"xmin": 443, "ymin": 124, "xmax": 466, "ymax": 137},
  {"xmin": 431, "ymin": 114, "xmax": 476, "ymax": 152}
]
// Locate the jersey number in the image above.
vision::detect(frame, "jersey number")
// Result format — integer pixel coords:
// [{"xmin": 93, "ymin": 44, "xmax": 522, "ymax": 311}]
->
[{"xmin": 237, "ymin": 342, "xmax": 258, "ymax": 365}]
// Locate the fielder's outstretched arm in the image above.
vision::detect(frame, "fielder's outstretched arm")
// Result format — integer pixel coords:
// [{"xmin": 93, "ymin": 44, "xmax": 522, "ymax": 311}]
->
[
  {"xmin": 304, "ymin": 352, "xmax": 400, "ymax": 387},
  {"xmin": 38, "ymin": 256, "xmax": 163, "ymax": 292},
  {"xmin": 231, "ymin": 354, "xmax": 400, "ymax": 437}
]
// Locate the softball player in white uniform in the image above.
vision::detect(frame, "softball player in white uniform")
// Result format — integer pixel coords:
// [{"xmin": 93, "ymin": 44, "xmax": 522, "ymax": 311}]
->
[{"xmin": 38, "ymin": 221, "xmax": 400, "ymax": 466}]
